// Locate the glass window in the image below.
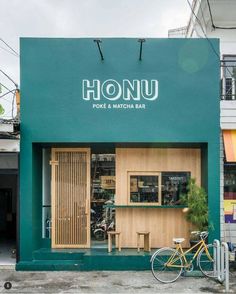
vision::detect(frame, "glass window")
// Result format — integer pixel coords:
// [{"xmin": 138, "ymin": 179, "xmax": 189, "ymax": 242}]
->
[
  {"xmin": 222, "ymin": 55, "xmax": 236, "ymax": 100},
  {"xmin": 128, "ymin": 171, "xmax": 190, "ymax": 206},
  {"xmin": 222, "ymin": 55, "xmax": 236, "ymax": 79},
  {"xmin": 161, "ymin": 172, "xmax": 190, "ymax": 205},
  {"xmin": 91, "ymin": 154, "xmax": 116, "ymax": 243},
  {"xmin": 224, "ymin": 164, "xmax": 236, "ymax": 196},
  {"xmin": 129, "ymin": 172, "xmax": 161, "ymax": 204},
  {"xmin": 224, "ymin": 163, "xmax": 236, "ymax": 223}
]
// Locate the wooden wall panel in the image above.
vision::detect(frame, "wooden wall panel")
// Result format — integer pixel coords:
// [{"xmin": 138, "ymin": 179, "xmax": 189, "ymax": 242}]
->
[
  {"xmin": 116, "ymin": 208, "xmax": 192, "ymax": 248},
  {"xmin": 115, "ymin": 148, "xmax": 200, "ymax": 248}
]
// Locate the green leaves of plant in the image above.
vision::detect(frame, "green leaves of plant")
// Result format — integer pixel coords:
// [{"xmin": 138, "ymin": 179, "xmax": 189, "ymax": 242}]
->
[
  {"xmin": 181, "ymin": 178, "xmax": 208, "ymax": 232},
  {"xmin": 0, "ymin": 104, "xmax": 5, "ymax": 115}
]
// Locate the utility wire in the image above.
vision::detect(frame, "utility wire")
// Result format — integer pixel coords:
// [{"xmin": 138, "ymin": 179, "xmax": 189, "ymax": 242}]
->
[
  {"xmin": 207, "ymin": 0, "xmax": 236, "ymax": 30},
  {"xmin": 206, "ymin": 0, "xmax": 215, "ymax": 29},
  {"xmin": 0, "ymin": 69, "xmax": 18, "ymax": 88},
  {"xmin": 187, "ymin": 0, "xmax": 233, "ymax": 72},
  {"xmin": 186, "ymin": 0, "xmax": 220, "ymax": 59},
  {"xmin": 0, "ymin": 82, "xmax": 11, "ymax": 92},
  {"xmin": 0, "ymin": 38, "xmax": 19, "ymax": 56},
  {"xmin": 200, "ymin": 2, "xmax": 208, "ymax": 30},
  {"xmin": 0, "ymin": 95, "xmax": 14, "ymax": 103},
  {"xmin": 0, "ymin": 89, "xmax": 16, "ymax": 99},
  {"xmin": 0, "ymin": 45, "xmax": 19, "ymax": 57},
  {"xmin": 186, "ymin": 0, "xmax": 235, "ymax": 96}
]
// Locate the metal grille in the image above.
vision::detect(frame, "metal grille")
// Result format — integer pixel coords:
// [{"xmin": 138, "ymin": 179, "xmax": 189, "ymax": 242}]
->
[{"xmin": 51, "ymin": 149, "xmax": 90, "ymax": 248}]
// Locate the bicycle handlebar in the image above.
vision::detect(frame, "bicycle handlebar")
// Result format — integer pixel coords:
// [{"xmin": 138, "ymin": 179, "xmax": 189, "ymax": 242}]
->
[
  {"xmin": 191, "ymin": 231, "xmax": 209, "ymax": 239},
  {"xmin": 191, "ymin": 231, "xmax": 200, "ymax": 235}
]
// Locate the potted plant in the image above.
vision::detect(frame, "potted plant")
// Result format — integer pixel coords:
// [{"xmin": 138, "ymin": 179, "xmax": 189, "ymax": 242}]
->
[{"xmin": 181, "ymin": 178, "xmax": 209, "ymax": 247}]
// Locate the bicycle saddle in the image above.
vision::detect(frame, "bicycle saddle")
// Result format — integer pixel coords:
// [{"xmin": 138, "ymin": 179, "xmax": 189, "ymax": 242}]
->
[{"xmin": 173, "ymin": 238, "xmax": 185, "ymax": 244}]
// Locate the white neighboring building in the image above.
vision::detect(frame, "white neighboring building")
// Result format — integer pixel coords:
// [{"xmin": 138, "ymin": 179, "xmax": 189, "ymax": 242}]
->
[
  {"xmin": 169, "ymin": 0, "xmax": 236, "ymax": 245},
  {"xmin": 0, "ymin": 122, "xmax": 19, "ymax": 152}
]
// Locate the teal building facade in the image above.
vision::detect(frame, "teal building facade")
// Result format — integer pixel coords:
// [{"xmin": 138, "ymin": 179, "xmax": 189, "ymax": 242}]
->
[{"xmin": 17, "ymin": 38, "xmax": 220, "ymax": 270}]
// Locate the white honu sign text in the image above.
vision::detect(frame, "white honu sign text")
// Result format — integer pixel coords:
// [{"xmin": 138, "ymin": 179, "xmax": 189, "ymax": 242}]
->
[{"xmin": 82, "ymin": 79, "xmax": 159, "ymax": 101}]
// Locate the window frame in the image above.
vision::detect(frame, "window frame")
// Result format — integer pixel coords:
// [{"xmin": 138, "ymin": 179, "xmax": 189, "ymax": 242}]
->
[{"xmin": 127, "ymin": 171, "xmax": 162, "ymax": 206}]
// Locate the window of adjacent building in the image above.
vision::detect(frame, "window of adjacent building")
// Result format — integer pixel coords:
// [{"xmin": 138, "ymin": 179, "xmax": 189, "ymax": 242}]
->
[
  {"xmin": 224, "ymin": 163, "xmax": 236, "ymax": 224},
  {"xmin": 224, "ymin": 164, "xmax": 236, "ymax": 195},
  {"xmin": 222, "ymin": 55, "xmax": 236, "ymax": 100}
]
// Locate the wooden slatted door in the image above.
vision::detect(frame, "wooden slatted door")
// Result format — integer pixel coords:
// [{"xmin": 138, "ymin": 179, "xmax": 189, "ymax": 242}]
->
[{"xmin": 51, "ymin": 148, "xmax": 90, "ymax": 248}]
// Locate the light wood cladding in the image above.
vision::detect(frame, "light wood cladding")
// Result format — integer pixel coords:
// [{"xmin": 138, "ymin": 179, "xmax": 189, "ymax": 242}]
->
[
  {"xmin": 116, "ymin": 208, "xmax": 191, "ymax": 248},
  {"xmin": 51, "ymin": 148, "xmax": 90, "ymax": 248},
  {"xmin": 115, "ymin": 148, "xmax": 201, "ymax": 248}
]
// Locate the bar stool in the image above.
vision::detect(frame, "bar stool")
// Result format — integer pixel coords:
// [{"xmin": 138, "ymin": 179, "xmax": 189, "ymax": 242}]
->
[
  {"xmin": 107, "ymin": 231, "xmax": 121, "ymax": 253},
  {"xmin": 136, "ymin": 231, "xmax": 151, "ymax": 252}
]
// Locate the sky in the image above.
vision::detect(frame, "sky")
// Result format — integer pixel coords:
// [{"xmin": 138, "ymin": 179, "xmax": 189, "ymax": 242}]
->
[{"xmin": 0, "ymin": 0, "xmax": 190, "ymax": 119}]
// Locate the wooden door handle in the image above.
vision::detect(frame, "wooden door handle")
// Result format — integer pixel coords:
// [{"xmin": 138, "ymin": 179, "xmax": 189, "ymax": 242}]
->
[{"xmin": 85, "ymin": 199, "xmax": 90, "ymax": 215}]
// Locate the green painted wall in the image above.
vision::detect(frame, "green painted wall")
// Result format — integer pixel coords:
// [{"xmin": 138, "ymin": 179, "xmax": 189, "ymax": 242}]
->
[
  {"xmin": 20, "ymin": 38, "xmax": 219, "ymax": 143},
  {"xmin": 19, "ymin": 38, "xmax": 220, "ymax": 267}
]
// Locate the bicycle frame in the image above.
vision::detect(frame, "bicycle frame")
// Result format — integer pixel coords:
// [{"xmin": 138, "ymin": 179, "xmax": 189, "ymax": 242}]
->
[{"xmin": 166, "ymin": 239, "xmax": 213, "ymax": 268}]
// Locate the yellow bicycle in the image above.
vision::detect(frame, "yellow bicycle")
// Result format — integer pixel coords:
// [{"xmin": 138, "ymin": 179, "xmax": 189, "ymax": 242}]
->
[{"xmin": 150, "ymin": 231, "xmax": 215, "ymax": 283}]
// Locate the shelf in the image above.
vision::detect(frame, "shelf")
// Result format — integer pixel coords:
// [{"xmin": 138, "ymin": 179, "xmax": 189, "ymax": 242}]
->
[{"xmin": 103, "ymin": 204, "xmax": 188, "ymax": 209}]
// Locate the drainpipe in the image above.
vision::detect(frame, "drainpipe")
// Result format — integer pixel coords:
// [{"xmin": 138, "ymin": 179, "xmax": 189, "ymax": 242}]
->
[{"xmin": 15, "ymin": 89, "xmax": 20, "ymax": 116}]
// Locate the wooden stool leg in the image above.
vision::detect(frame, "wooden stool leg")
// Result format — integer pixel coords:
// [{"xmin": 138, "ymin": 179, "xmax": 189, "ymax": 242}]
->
[
  {"xmin": 137, "ymin": 233, "xmax": 140, "ymax": 252},
  {"xmin": 148, "ymin": 234, "xmax": 151, "ymax": 251},
  {"xmin": 144, "ymin": 234, "xmax": 151, "ymax": 252},
  {"xmin": 144, "ymin": 235, "xmax": 147, "ymax": 251},
  {"xmin": 118, "ymin": 234, "xmax": 121, "ymax": 251}
]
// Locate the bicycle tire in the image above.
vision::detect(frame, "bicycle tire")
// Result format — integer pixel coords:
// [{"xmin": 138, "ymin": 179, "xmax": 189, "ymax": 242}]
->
[
  {"xmin": 94, "ymin": 229, "xmax": 105, "ymax": 241},
  {"xmin": 198, "ymin": 244, "xmax": 216, "ymax": 278},
  {"xmin": 151, "ymin": 247, "xmax": 183, "ymax": 283}
]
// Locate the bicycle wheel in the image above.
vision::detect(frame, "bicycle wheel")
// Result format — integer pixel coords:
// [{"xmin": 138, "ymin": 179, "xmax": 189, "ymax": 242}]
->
[
  {"xmin": 94, "ymin": 229, "xmax": 105, "ymax": 241},
  {"xmin": 198, "ymin": 244, "xmax": 216, "ymax": 278},
  {"xmin": 151, "ymin": 247, "xmax": 183, "ymax": 283}
]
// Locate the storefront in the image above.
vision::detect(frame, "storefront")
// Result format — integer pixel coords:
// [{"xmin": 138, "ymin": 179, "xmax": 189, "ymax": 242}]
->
[
  {"xmin": 17, "ymin": 38, "xmax": 220, "ymax": 270},
  {"xmin": 222, "ymin": 130, "xmax": 236, "ymax": 243}
]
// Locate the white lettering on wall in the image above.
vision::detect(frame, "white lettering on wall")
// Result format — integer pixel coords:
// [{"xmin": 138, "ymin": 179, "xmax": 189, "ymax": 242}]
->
[
  {"xmin": 82, "ymin": 79, "xmax": 158, "ymax": 101},
  {"xmin": 123, "ymin": 80, "xmax": 140, "ymax": 100},
  {"xmin": 82, "ymin": 79, "xmax": 100, "ymax": 100},
  {"xmin": 101, "ymin": 79, "xmax": 122, "ymax": 101},
  {"xmin": 141, "ymin": 80, "xmax": 158, "ymax": 101}
]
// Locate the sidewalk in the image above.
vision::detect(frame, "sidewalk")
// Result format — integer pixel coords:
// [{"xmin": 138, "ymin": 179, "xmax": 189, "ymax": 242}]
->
[{"xmin": 0, "ymin": 270, "xmax": 235, "ymax": 293}]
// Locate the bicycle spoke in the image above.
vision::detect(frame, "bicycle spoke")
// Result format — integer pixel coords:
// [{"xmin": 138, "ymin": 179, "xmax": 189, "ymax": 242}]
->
[
  {"xmin": 198, "ymin": 244, "xmax": 216, "ymax": 278},
  {"xmin": 151, "ymin": 248, "xmax": 183, "ymax": 283},
  {"xmin": 153, "ymin": 256, "xmax": 166, "ymax": 266}
]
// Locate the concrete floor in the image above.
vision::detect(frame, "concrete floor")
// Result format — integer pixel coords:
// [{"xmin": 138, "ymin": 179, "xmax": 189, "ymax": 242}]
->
[
  {"xmin": 0, "ymin": 238, "xmax": 16, "ymax": 265},
  {"xmin": 0, "ymin": 270, "xmax": 235, "ymax": 293}
]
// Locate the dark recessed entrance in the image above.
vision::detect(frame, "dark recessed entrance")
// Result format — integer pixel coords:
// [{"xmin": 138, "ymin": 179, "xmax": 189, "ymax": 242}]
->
[{"xmin": 0, "ymin": 153, "xmax": 18, "ymax": 265}]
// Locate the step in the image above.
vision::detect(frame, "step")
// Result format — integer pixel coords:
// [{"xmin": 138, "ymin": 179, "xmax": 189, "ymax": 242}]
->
[
  {"xmin": 33, "ymin": 249, "xmax": 85, "ymax": 261},
  {"xmin": 16, "ymin": 260, "xmax": 84, "ymax": 271}
]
